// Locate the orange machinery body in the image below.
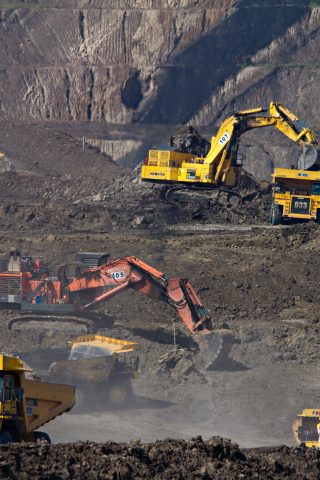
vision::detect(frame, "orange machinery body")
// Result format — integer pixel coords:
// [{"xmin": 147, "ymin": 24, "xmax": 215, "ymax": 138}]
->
[
  {"xmin": 0, "ymin": 272, "xmax": 62, "ymax": 304},
  {"xmin": 66, "ymin": 256, "xmax": 212, "ymax": 335},
  {"xmin": 0, "ymin": 251, "xmax": 212, "ymax": 336}
]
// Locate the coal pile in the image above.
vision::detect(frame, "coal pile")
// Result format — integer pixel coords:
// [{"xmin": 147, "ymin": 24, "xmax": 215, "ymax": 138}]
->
[
  {"xmin": 170, "ymin": 126, "xmax": 211, "ymax": 157},
  {"xmin": 0, "ymin": 437, "xmax": 318, "ymax": 479}
]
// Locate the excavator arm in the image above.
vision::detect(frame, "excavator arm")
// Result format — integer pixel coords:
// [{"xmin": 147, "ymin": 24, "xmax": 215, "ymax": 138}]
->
[
  {"xmin": 66, "ymin": 256, "xmax": 212, "ymax": 335},
  {"xmin": 269, "ymin": 102, "xmax": 317, "ymax": 145},
  {"xmin": 204, "ymin": 102, "xmax": 318, "ymax": 183}
]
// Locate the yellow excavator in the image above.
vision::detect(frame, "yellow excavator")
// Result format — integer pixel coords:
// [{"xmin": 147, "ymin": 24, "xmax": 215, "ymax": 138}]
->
[{"xmin": 141, "ymin": 102, "xmax": 318, "ymax": 209}]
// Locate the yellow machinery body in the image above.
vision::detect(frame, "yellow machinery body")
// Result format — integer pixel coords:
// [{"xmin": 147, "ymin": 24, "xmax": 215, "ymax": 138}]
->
[
  {"xmin": 141, "ymin": 149, "xmax": 237, "ymax": 187},
  {"xmin": 0, "ymin": 354, "xmax": 75, "ymax": 443},
  {"xmin": 49, "ymin": 335, "xmax": 139, "ymax": 406},
  {"xmin": 141, "ymin": 103, "xmax": 317, "ymax": 192},
  {"xmin": 292, "ymin": 408, "xmax": 320, "ymax": 448},
  {"xmin": 50, "ymin": 334, "xmax": 139, "ymax": 383},
  {"xmin": 272, "ymin": 168, "xmax": 320, "ymax": 222}
]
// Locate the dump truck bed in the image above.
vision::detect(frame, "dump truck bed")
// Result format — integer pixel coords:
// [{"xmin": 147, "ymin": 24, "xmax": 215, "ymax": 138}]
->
[{"xmin": 22, "ymin": 378, "xmax": 75, "ymax": 434}]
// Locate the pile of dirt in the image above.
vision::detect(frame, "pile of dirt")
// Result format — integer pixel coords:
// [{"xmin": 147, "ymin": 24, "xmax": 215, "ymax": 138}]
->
[
  {"xmin": 0, "ymin": 167, "xmax": 271, "ymax": 232},
  {"xmin": 0, "ymin": 438, "xmax": 318, "ymax": 479},
  {"xmin": 170, "ymin": 125, "xmax": 211, "ymax": 157}
]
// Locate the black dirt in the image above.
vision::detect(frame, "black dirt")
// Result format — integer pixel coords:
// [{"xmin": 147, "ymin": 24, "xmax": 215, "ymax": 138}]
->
[
  {"xmin": 170, "ymin": 125, "xmax": 211, "ymax": 157},
  {"xmin": 0, "ymin": 438, "xmax": 318, "ymax": 479}
]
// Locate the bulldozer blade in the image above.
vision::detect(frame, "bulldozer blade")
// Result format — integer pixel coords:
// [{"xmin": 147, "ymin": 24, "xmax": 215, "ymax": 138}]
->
[
  {"xmin": 299, "ymin": 144, "xmax": 319, "ymax": 170},
  {"xmin": 196, "ymin": 330, "xmax": 235, "ymax": 370}
]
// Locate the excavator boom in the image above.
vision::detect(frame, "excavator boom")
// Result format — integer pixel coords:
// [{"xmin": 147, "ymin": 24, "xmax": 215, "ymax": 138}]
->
[{"xmin": 66, "ymin": 256, "xmax": 212, "ymax": 334}]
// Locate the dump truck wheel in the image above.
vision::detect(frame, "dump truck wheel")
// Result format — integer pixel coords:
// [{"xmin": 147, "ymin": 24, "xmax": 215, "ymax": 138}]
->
[
  {"xmin": 34, "ymin": 431, "xmax": 51, "ymax": 444},
  {"xmin": 108, "ymin": 381, "xmax": 132, "ymax": 405},
  {"xmin": 0, "ymin": 430, "xmax": 13, "ymax": 444},
  {"xmin": 270, "ymin": 203, "xmax": 283, "ymax": 225}
]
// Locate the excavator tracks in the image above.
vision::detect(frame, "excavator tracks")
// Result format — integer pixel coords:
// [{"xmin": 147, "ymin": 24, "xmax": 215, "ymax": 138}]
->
[
  {"xmin": 162, "ymin": 185, "xmax": 242, "ymax": 207},
  {"xmin": 8, "ymin": 314, "xmax": 97, "ymax": 333}
]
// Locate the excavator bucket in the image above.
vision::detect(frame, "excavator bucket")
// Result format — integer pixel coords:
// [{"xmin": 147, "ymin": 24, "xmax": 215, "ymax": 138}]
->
[
  {"xmin": 197, "ymin": 330, "xmax": 235, "ymax": 370},
  {"xmin": 298, "ymin": 144, "xmax": 319, "ymax": 170}
]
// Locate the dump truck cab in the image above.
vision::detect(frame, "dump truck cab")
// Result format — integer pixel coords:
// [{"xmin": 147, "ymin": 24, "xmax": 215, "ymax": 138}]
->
[
  {"xmin": 292, "ymin": 408, "xmax": 320, "ymax": 448},
  {"xmin": 0, "ymin": 368, "xmax": 24, "ymax": 441},
  {"xmin": 271, "ymin": 168, "xmax": 320, "ymax": 224},
  {"xmin": 0, "ymin": 354, "xmax": 75, "ymax": 443}
]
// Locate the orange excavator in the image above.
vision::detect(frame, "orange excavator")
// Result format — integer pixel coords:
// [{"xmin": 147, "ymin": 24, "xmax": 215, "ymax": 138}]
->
[
  {"xmin": 66, "ymin": 256, "xmax": 211, "ymax": 335},
  {"xmin": 1, "ymin": 250, "xmax": 227, "ymax": 367},
  {"xmin": 64, "ymin": 256, "xmax": 224, "ymax": 367}
]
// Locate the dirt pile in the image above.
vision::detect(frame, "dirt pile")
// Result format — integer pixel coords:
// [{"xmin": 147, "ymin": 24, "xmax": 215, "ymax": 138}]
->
[
  {"xmin": 0, "ymin": 438, "xmax": 318, "ymax": 479},
  {"xmin": 0, "ymin": 166, "xmax": 271, "ymax": 232},
  {"xmin": 170, "ymin": 126, "xmax": 211, "ymax": 157},
  {"xmin": 0, "ymin": 120, "xmax": 273, "ymax": 233}
]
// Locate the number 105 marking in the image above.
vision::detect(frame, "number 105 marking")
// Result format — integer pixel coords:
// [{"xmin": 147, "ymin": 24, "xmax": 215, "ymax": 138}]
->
[{"xmin": 111, "ymin": 271, "xmax": 125, "ymax": 280}]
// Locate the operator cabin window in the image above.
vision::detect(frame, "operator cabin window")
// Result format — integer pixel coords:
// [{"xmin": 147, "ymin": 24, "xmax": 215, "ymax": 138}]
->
[
  {"xmin": 0, "ymin": 375, "xmax": 15, "ymax": 401},
  {"xmin": 312, "ymin": 183, "xmax": 320, "ymax": 195}
]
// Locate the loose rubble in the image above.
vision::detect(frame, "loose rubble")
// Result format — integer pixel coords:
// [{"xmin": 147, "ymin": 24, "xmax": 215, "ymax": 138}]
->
[
  {"xmin": 0, "ymin": 438, "xmax": 318, "ymax": 479},
  {"xmin": 0, "ymin": 165, "xmax": 271, "ymax": 232},
  {"xmin": 170, "ymin": 125, "xmax": 211, "ymax": 157}
]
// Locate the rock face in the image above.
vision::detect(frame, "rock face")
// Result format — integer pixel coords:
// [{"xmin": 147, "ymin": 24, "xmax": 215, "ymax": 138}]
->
[
  {"xmin": 0, "ymin": 0, "xmax": 237, "ymax": 123},
  {"xmin": 0, "ymin": 0, "xmax": 319, "ymax": 178}
]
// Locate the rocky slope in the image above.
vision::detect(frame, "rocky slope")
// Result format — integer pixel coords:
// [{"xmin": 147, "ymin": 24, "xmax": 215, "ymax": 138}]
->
[
  {"xmin": 1, "ymin": 1, "xmax": 319, "ymax": 178},
  {"xmin": 0, "ymin": 0, "xmax": 238, "ymax": 123}
]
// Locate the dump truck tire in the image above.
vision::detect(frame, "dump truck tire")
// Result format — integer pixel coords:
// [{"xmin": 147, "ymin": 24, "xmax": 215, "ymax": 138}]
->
[
  {"xmin": 0, "ymin": 430, "xmax": 13, "ymax": 444},
  {"xmin": 270, "ymin": 203, "xmax": 283, "ymax": 225},
  {"xmin": 108, "ymin": 381, "xmax": 132, "ymax": 405},
  {"xmin": 34, "ymin": 431, "xmax": 51, "ymax": 443}
]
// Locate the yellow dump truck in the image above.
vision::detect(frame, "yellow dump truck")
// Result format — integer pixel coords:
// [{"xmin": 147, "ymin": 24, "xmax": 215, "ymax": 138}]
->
[
  {"xmin": 292, "ymin": 409, "xmax": 320, "ymax": 448},
  {"xmin": 271, "ymin": 168, "xmax": 320, "ymax": 224},
  {"xmin": 49, "ymin": 335, "xmax": 139, "ymax": 406},
  {"xmin": 0, "ymin": 354, "xmax": 75, "ymax": 443}
]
